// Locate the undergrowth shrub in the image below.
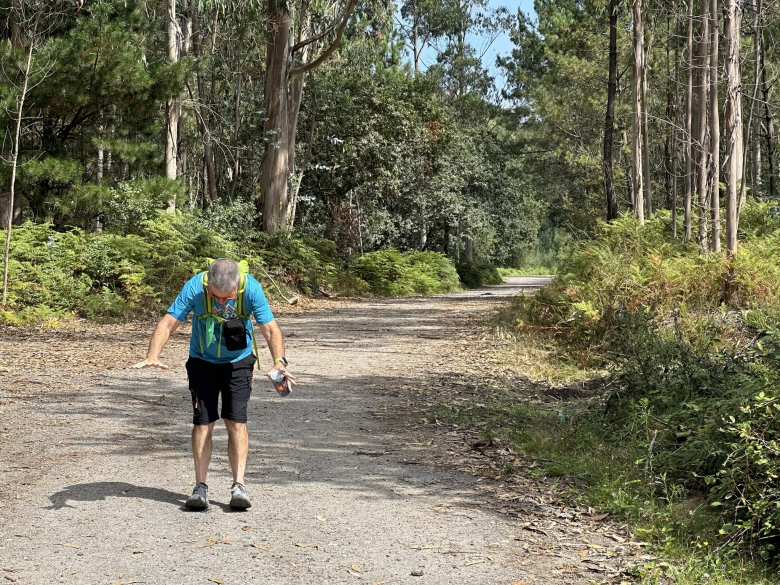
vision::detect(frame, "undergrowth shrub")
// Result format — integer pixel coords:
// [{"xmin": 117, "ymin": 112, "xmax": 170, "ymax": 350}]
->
[
  {"xmin": 251, "ymin": 232, "xmax": 336, "ymax": 295},
  {"xmin": 353, "ymin": 249, "xmax": 460, "ymax": 296},
  {"xmin": 457, "ymin": 261, "xmax": 502, "ymax": 288},
  {"xmin": 502, "ymin": 204, "xmax": 780, "ymax": 561},
  {"xmin": 1, "ymin": 216, "xmax": 463, "ymax": 323}
]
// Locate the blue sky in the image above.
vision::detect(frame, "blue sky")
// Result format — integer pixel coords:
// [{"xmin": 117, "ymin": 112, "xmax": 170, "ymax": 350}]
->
[
  {"xmin": 416, "ymin": 0, "xmax": 536, "ymax": 96},
  {"xmin": 474, "ymin": 0, "xmax": 535, "ymax": 92}
]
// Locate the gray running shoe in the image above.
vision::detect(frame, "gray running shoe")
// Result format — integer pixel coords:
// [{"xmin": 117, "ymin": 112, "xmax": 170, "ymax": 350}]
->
[
  {"xmin": 230, "ymin": 482, "xmax": 251, "ymax": 510},
  {"xmin": 185, "ymin": 482, "xmax": 209, "ymax": 510}
]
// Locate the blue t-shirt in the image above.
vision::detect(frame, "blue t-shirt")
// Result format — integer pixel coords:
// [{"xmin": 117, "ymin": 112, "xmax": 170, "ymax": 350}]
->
[{"xmin": 167, "ymin": 273, "xmax": 275, "ymax": 364}]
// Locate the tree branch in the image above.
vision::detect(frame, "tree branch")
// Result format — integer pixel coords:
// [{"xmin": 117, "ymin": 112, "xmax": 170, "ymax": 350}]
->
[
  {"xmin": 289, "ymin": 0, "xmax": 358, "ymax": 77},
  {"xmin": 291, "ymin": 21, "xmax": 335, "ymax": 54}
]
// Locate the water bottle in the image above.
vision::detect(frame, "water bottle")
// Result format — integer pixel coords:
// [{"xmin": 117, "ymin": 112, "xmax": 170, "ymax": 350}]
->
[{"xmin": 269, "ymin": 369, "xmax": 291, "ymax": 397}]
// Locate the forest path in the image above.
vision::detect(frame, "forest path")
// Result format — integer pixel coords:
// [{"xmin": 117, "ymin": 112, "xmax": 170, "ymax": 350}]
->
[{"xmin": 0, "ymin": 278, "xmax": 641, "ymax": 585}]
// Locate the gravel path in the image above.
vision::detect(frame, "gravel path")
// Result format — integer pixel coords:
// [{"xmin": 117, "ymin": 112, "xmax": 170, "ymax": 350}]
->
[{"xmin": 0, "ymin": 278, "xmax": 638, "ymax": 584}]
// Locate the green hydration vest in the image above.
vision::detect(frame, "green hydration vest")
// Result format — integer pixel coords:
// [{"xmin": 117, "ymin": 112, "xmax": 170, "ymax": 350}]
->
[{"xmin": 196, "ymin": 259, "xmax": 259, "ymax": 359}]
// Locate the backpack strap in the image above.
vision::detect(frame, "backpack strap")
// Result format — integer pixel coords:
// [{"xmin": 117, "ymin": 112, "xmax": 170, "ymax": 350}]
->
[
  {"xmin": 236, "ymin": 271, "xmax": 261, "ymax": 359},
  {"xmin": 199, "ymin": 267, "xmax": 259, "ymax": 359},
  {"xmin": 236, "ymin": 271, "xmax": 247, "ymax": 318},
  {"xmin": 201, "ymin": 271, "xmax": 215, "ymax": 316}
]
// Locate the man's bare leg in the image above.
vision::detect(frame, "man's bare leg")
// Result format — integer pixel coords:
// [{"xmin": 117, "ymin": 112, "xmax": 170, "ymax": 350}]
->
[
  {"xmin": 224, "ymin": 419, "xmax": 249, "ymax": 484},
  {"xmin": 192, "ymin": 422, "xmax": 215, "ymax": 484}
]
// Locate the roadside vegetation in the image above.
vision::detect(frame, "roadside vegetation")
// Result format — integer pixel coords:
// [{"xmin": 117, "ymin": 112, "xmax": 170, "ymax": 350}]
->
[
  {"xmin": 0, "ymin": 212, "xmax": 463, "ymax": 326},
  {"xmin": 440, "ymin": 204, "xmax": 780, "ymax": 583}
]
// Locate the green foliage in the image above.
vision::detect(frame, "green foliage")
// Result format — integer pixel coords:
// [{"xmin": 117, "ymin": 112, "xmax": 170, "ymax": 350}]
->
[
  {"xmin": 1, "ymin": 216, "xmax": 465, "ymax": 323},
  {"xmin": 501, "ymin": 206, "xmax": 780, "ymax": 562},
  {"xmin": 138, "ymin": 213, "xmax": 238, "ymax": 299},
  {"xmin": 0, "ymin": 216, "xmax": 232, "ymax": 321},
  {"xmin": 457, "ymin": 261, "xmax": 502, "ymax": 288},
  {"xmin": 298, "ymin": 50, "xmax": 544, "ymax": 265},
  {"xmin": 196, "ymin": 197, "xmax": 259, "ymax": 238},
  {"xmin": 105, "ymin": 179, "xmax": 183, "ymax": 233},
  {"xmin": 0, "ymin": 305, "xmax": 74, "ymax": 327},
  {"xmin": 252, "ymin": 232, "xmax": 335, "ymax": 295},
  {"xmin": 353, "ymin": 249, "xmax": 461, "ymax": 296},
  {"xmin": 497, "ymin": 266, "xmax": 554, "ymax": 277}
]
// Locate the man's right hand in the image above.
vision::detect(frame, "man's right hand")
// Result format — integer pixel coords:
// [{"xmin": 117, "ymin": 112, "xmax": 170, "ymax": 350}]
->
[{"xmin": 131, "ymin": 358, "xmax": 169, "ymax": 370}]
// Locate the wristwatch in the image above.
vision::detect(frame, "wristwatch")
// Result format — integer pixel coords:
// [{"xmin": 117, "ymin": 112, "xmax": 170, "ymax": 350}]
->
[{"xmin": 274, "ymin": 356, "xmax": 289, "ymax": 367}]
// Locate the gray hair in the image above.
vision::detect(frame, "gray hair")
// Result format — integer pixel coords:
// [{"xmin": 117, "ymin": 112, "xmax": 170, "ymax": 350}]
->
[{"xmin": 208, "ymin": 259, "xmax": 240, "ymax": 292}]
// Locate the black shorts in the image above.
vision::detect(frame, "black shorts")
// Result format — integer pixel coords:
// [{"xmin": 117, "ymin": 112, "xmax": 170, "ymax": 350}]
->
[{"xmin": 185, "ymin": 355, "xmax": 256, "ymax": 425}]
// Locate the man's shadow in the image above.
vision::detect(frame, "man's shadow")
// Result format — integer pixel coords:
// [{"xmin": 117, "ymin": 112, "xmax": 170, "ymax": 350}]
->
[{"xmin": 47, "ymin": 482, "xmax": 234, "ymax": 512}]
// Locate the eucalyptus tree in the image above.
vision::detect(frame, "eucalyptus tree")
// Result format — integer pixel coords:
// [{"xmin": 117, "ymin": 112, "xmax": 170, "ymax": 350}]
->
[
  {"xmin": 603, "ymin": 0, "xmax": 619, "ymax": 221},
  {"xmin": 725, "ymin": 0, "xmax": 742, "ymax": 254},
  {"xmin": 165, "ymin": 0, "xmax": 179, "ymax": 212},
  {"xmin": 709, "ymin": 0, "xmax": 720, "ymax": 251},
  {"xmin": 259, "ymin": 0, "xmax": 359, "ymax": 234},
  {"xmin": 399, "ymin": 0, "xmax": 464, "ymax": 75},
  {"xmin": 632, "ymin": 0, "xmax": 646, "ymax": 223}
]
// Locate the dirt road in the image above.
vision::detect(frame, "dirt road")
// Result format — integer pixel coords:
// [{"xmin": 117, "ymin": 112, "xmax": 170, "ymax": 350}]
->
[{"xmin": 0, "ymin": 278, "xmax": 639, "ymax": 584}]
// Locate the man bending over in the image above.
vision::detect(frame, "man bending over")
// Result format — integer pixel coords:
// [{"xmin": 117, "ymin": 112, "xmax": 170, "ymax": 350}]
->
[{"xmin": 133, "ymin": 259, "xmax": 294, "ymax": 510}]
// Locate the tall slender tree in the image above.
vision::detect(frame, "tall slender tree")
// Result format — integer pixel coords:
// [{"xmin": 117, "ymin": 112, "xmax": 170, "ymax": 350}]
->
[
  {"xmin": 2, "ymin": 31, "xmax": 35, "ymax": 307},
  {"xmin": 757, "ymin": 0, "xmax": 776, "ymax": 197},
  {"xmin": 725, "ymin": 0, "xmax": 742, "ymax": 254},
  {"xmin": 260, "ymin": 0, "xmax": 359, "ymax": 234},
  {"xmin": 697, "ymin": 0, "xmax": 711, "ymax": 251},
  {"xmin": 684, "ymin": 0, "xmax": 694, "ymax": 241},
  {"xmin": 642, "ymin": 35, "xmax": 652, "ymax": 217},
  {"xmin": 632, "ymin": 0, "xmax": 646, "ymax": 223},
  {"xmin": 710, "ymin": 0, "xmax": 721, "ymax": 252},
  {"xmin": 165, "ymin": 0, "xmax": 180, "ymax": 213},
  {"xmin": 603, "ymin": 0, "xmax": 620, "ymax": 221}
]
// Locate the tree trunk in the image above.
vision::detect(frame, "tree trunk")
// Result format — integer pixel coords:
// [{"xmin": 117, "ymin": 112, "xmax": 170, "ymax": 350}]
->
[
  {"xmin": 259, "ymin": 0, "xmax": 357, "ymax": 233},
  {"xmin": 2, "ymin": 40, "xmax": 34, "ymax": 307},
  {"xmin": 192, "ymin": 2, "xmax": 218, "ymax": 204},
  {"xmin": 671, "ymin": 10, "xmax": 680, "ymax": 238},
  {"xmin": 710, "ymin": 0, "xmax": 721, "ymax": 252},
  {"xmin": 165, "ymin": 0, "xmax": 179, "ymax": 213},
  {"xmin": 233, "ymin": 67, "xmax": 242, "ymax": 183},
  {"xmin": 96, "ymin": 123, "xmax": 104, "ymax": 184},
  {"xmin": 632, "ymin": 0, "xmax": 646, "ymax": 223},
  {"xmin": 177, "ymin": 5, "xmax": 192, "ymax": 189},
  {"xmin": 664, "ymin": 10, "xmax": 673, "ymax": 213},
  {"xmin": 285, "ymin": 7, "xmax": 312, "ymax": 230},
  {"xmin": 725, "ymin": 0, "xmax": 742, "ymax": 254},
  {"xmin": 758, "ymin": 0, "xmax": 775, "ymax": 198},
  {"xmin": 412, "ymin": 2, "xmax": 420, "ymax": 76},
  {"xmin": 697, "ymin": 0, "xmax": 711, "ymax": 252},
  {"xmin": 603, "ymin": 0, "xmax": 619, "ymax": 221},
  {"xmin": 685, "ymin": 0, "xmax": 694, "ymax": 241},
  {"xmin": 751, "ymin": 0, "xmax": 762, "ymax": 198},
  {"xmin": 623, "ymin": 130, "xmax": 635, "ymax": 209},
  {"xmin": 642, "ymin": 40, "xmax": 652, "ymax": 217},
  {"xmin": 260, "ymin": 0, "xmax": 293, "ymax": 233}
]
